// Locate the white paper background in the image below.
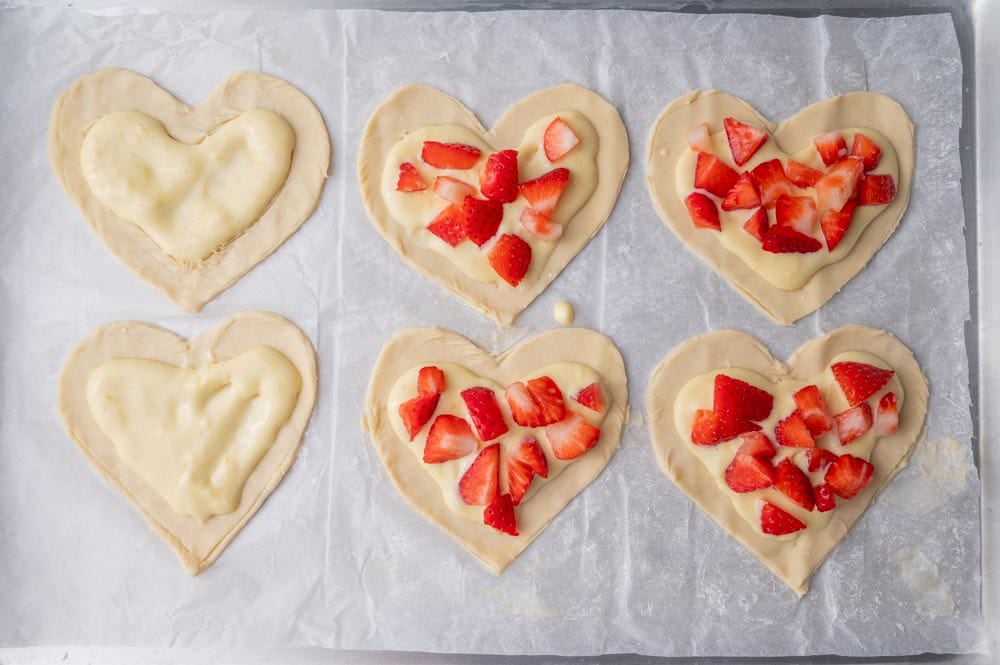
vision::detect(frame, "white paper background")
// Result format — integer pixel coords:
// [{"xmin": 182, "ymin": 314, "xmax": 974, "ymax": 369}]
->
[{"xmin": 0, "ymin": 6, "xmax": 984, "ymax": 658}]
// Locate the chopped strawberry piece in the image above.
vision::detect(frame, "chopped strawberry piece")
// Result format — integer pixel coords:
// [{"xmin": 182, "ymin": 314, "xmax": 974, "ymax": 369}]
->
[
  {"xmin": 396, "ymin": 162, "xmax": 427, "ymax": 192},
  {"xmin": 874, "ymin": 392, "xmax": 899, "ymax": 436},
  {"xmin": 690, "ymin": 409, "xmax": 761, "ymax": 445},
  {"xmin": 742, "ymin": 207, "xmax": 769, "ymax": 242},
  {"xmin": 526, "ymin": 376, "xmax": 566, "ymax": 425},
  {"xmin": 461, "ymin": 197, "xmax": 504, "ymax": 247},
  {"xmin": 736, "ymin": 431, "xmax": 777, "ymax": 460},
  {"xmin": 761, "ymin": 226, "xmax": 823, "ymax": 254},
  {"xmin": 812, "ymin": 131, "xmax": 849, "ymax": 166},
  {"xmin": 507, "ymin": 436, "xmax": 549, "ymax": 506},
  {"xmin": 723, "ymin": 117, "xmax": 768, "ymax": 166},
  {"xmin": 433, "ymin": 176, "xmax": 477, "ymax": 205},
  {"xmin": 774, "ymin": 459, "xmax": 815, "ymax": 510},
  {"xmin": 831, "ymin": 361, "xmax": 895, "ymax": 406},
  {"xmin": 546, "ymin": 412, "xmax": 601, "ymax": 460},
  {"xmin": 785, "ymin": 159, "xmax": 824, "ymax": 188},
  {"xmin": 806, "ymin": 447, "xmax": 838, "ymax": 472},
  {"xmin": 427, "ymin": 204, "xmax": 466, "ymax": 247},
  {"xmin": 488, "ymin": 234, "xmax": 532, "ymax": 287},
  {"xmin": 505, "ymin": 382, "xmax": 544, "ymax": 428},
  {"xmin": 543, "ymin": 117, "xmax": 580, "ymax": 162},
  {"xmin": 423, "ymin": 414, "xmax": 476, "ymax": 463},
  {"xmin": 687, "ymin": 122, "xmax": 712, "ymax": 153},
  {"xmin": 850, "ymin": 133, "xmax": 882, "ymax": 171},
  {"xmin": 858, "ymin": 174, "xmax": 896, "ymax": 205},
  {"xmin": 760, "ymin": 501, "xmax": 806, "ymax": 536},
  {"xmin": 775, "ymin": 411, "xmax": 816, "ymax": 448},
  {"xmin": 824, "ymin": 454, "xmax": 874, "ymax": 499},
  {"xmin": 713, "ymin": 374, "xmax": 774, "ymax": 422},
  {"xmin": 417, "ymin": 366, "xmax": 446, "ymax": 396},
  {"xmin": 459, "ymin": 443, "xmax": 500, "ymax": 505},
  {"xmin": 479, "ymin": 149, "xmax": 519, "ymax": 203},
  {"xmin": 725, "ymin": 453, "xmax": 776, "ymax": 493},
  {"xmin": 694, "ymin": 152, "xmax": 740, "ymax": 198},
  {"xmin": 814, "ymin": 483, "xmax": 837, "ymax": 512},
  {"xmin": 775, "ymin": 195, "xmax": 818, "ymax": 234},
  {"xmin": 815, "ymin": 157, "xmax": 863, "ymax": 213},
  {"xmin": 685, "ymin": 192, "xmax": 720, "ymax": 231},
  {"xmin": 721, "ymin": 172, "xmax": 761, "ymax": 211},
  {"xmin": 519, "ymin": 208, "xmax": 562, "ymax": 242},
  {"xmin": 461, "ymin": 387, "xmax": 509, "ymax": 441},
  {"xmin": 792, "ymin": 385, "xmax": 834, "ymax": 436},
  {"xmin": 835, "ymin": 403, "xmax": 873, "ymax": 445},
  {"xmin": 751, "ymin": 159, "xmax": 794, "ymax": 208},
  {"xmin": 399, "ymin": 393, "xmax": 440, "ymax": 440},
  {"xmin": 819, "ymin": 199, "xmax": 856, "ymax": 251},
  {"xmin": 573, "ymin": 383, "xmax": 604, "ymax": 413},
  {"xmin": 483, "ymin": 493, "xmax": 518, "ymax": 536},
  {"xmin": 421, "ymin": 141, "xmax": 481, "ymax": 170},
  {"xmin": 518, "ymin": 168, "xmax": 569, "ymax": 216}
]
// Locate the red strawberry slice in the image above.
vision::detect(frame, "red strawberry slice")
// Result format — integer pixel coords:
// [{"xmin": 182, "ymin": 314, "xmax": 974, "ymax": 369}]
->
[
  {"xmin": 694, "ymin": 152, "xmax": 740, "ymax": 198},
  {"xmin": 774, "ymin": 459, "xmax": 815, "ymax": 510},
  {"xmin": 423, "ymin": 414, "xmax": 476, "ymax": 463},
  {"xmin": 831, "ymin": 361, "xmax": 895, "ymax": 406},
  {"xmin": 396, "ymin": 162, "xmax": 427, "ymax": 192},
  {"xmin": 814, "ymin": 483, "xmax": 836, "ymax": 512},
  {"xmin": 427, "ymin": 204, "xmax": 466, "ymax": 247},
  {"xmin": 721, "ymin": 172, "xmax": 762, "ymax": 211},
  {"xmin": 775, "ymin": 195, "xmax": 818, "ymax": 234},
  {"xmin": 543, "ymin": 117, "xmax": 580, "ymax": 162},
  {"xmin": 507, "ymin": 436, "xmax": 549, "ymax": 506},
  {"xmin": 762, "ymin": 226, "xmax": 823, "ymax": 254},
  {"xmin": 421, "ymin": 141, "xmax": 481, "ymax": 169},
  {"xmin": 760, "ymin": 501, "xmax": 806, "ymax": 536},
  {"xmin": 850, "ymin": 133, "xmax": 882, "ymax": 171},
  {"xmin": 461, "ymin": 197, "xmax": 504, "ymax": 247},
  {"xmin": 685, "ymin": 192, "xmax": 720, "ymax": 231},
  {"xmin": 824, "ymin": 454, "xmax": 874, "ymax": 499},
  {"xmin": 835, "ymin": 403, "xmax": 873, "ymax": 445},
  {"xmin": 573, "ymin": 382, "xmax": 604, "ymax": 413},
  {"xmin": 433, "ymin": 176, "xmax": 477, "ymax": 205},
  {"xmin": 713, "ymin": 374, "xmax": 774, "ymax": 422},
  {"xmin": 399, "ymin": 394, "xmax": 440, "ymax": 440},
  {"xmin": 505, "ymin": 381, "xmax": 544, "ymax": 427},
  {"xmin": 546, "ymin": 412, "xmax": 601, "ymax": 460},
  {"xmin": 806, "ymin": 447, "xmax": 838, "ymax": 472},
  {"xmin": 461, "ymin": 387, "xmax": 509, "ymax": 441},
  {"xmin": 737, "ymin": 431, "xmax": 777, "ymax": 460},
  {"xmin": 815, "ymin": 157, "xmax": 863, "ymax": 212},
  {"xmin": 725, "ymin": 453, "xmax": 776, "ymax": 493},
  {"xmin": 518, "ymin": 168, "xmax": 569, "ymax": 216},
  {"xmin": 785, "ymin": 159, "xmax": 823, "ymax": 188},
  {"xmin": 723, "ymin": 117, "xmax": 768, "ymax": 166},
  {"xmin": 687, "ymin": 122, "xmax": 712, "ymax": 153},
  {"xmin": 775, "ymin": 411, "xmax": 816, "ymax": 448},
  {"xmin": 479, "ymin": 149, "xmax": 519, "ymax": 203},
  {"xmin": 483, "ymin": 493, "xmax": 518, "ymax": 536},
  {"xmin": 751, "ymin": 159, "xmax": 794, "ymax": 208},
  {"xmin": 874, "ymin": 392, "xmax": 899, "ymax": 436},
  {"xmin": 792, "ymin": 385, "xmax": 834, "ymax": 436},
  {"xmin": 690, "ymin": 409, "xmax": 761, "ymax": 446},
  {"xmin": 417, "ymin": 366, "xmax": 446, "ymax": 396},
  {"xmin": 519, "ymin": 208, "xmax": 562, "ymax": 242},
  {"xmin": 819, "ymin": 199, "xmax": 856, "ymax": 251},
  {"xmin": 812, "ymin": 131, "xmax": 848, "ymax": 166},
  {"xmin": 459, "ymin": 443, "xmax": 500, "ymax": 505},
  {"xmin": 742, "ymin": 207, "xmax": 769, "ymax": 242},
  {"xmin": 858, "ymin": 174, "xmax": 897, "ymax": 205},
  {"xmin": 488, "ymin": 234, "xmax": 532, "ymax": 287},
  {"xmin": 526, "ymin": 376, "xmax": 566, "ymax": 425}
]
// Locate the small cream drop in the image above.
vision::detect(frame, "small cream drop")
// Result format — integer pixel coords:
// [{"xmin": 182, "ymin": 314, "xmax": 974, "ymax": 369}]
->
[{"xmin": 553, "ymin": 301, "xmax": 575, "ymax": 326}]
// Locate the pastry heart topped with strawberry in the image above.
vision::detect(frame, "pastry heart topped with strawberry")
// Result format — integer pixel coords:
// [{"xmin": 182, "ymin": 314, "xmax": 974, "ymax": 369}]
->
[{"xmin": 647, "ymin": 91, "xmax": 914, "ymax": 324}]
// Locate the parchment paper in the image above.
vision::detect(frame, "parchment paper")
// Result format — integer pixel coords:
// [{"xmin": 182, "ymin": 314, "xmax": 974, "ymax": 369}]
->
[{"xmin": 0, "ymin": 5, "xmax": 984, "ymax": 657}]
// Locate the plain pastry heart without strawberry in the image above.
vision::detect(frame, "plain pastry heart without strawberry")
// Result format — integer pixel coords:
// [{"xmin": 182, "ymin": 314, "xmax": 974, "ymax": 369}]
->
[
  {"xmin": 363, "ymin": 327, "xmax": 627, "ymax": 572},
  {"xmin": 646, "ymin": 325, "xmax": 927, "ymax": 595},
  {"xmin": 647, "ymin": 91, "xmax": 914, "ymax": 325},
  {"xmin": 358, "ymin": 84, "xmax": 629, "ymax": 325}
]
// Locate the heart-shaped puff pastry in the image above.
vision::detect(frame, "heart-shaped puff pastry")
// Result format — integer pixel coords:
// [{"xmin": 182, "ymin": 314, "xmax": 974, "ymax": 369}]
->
[{"xmin": 58, "ymin": 311, "xmax": 317, "ymax": 575}]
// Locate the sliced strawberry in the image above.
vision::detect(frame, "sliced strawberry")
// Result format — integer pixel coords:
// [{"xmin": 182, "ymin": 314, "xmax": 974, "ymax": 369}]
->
[
  {"xmin": 774, "ymin": 411, "xmax": 816, "ymax": 448},
  {"xmin": 433, "ymin": 176, "xmax": 477, "ymax": 205},
  {"xmin": 713, "ymin": 374, "xmax": 774, "ymax": 422},
  {"xmin": 874, "ymin": 392, "xmax": 899, "ymax": 436},
  {"xmin": 736, "ymin": 431, "xmax": 777, "ymax": 460},
  {"xmin": 831, "ymin": 361, "xmax": 895, "ymax": 406},
  {"xmin": 526, "ymin": 376, "xmax": 566, "ymax": 425},
  {"xmin": 725, "ymin": 453, "xmax": 776, "ymax": 493},
  {"xmin": 835, "ymin": 403, "xmax": 873, "ymax": 445},
  {"xmin": 812, "ymin": 131, "xmax": 848, "ymax": 166},
  {"xmin": 399, "ymin": 394, "xmax": 440, "ymax": 440},
  {"xmin": 687, "ymin": 122, "xmax": 712, "ymax": 153},
  {"xmin": 427, "ymin": 204, "xmax": 466, "ymax": 247},
  {"xmin": 814, "ymin": 483, "xmax": 836, "ymax": 512},
  {"xmin": 775, "ymin": 195, "xmax": 818, "ymax": 234},
  {"xmin": 761, "ymin": 226, "xmax": 822, "ymax": 254},
  {"xmin": 721, "ymin": 172, "xmax": 761, "ymax": 211},
  {"xmin": 806, "ymin": 447, "xmax": 838, "ymax": 472},
  {"xmin": 396, "ymin": 162, "xmax": 427, "ymax": 192},
  {"xmin": 824, "ymin": 454, "xmax": 874, "ymax": 499},
  {"xmin": 505, "ymin": 381, "xmax": 544, "ymax": 428},
  {"xmin": 423, "ymin": 414, "xmax": 476, "ymax": 463},
  {"xmin": 573, "ymin": 383, "xmax": 604, "ymax": 413},
  {"xmin": 417, "ymin": 366, "xmax": 446, "ymax": 396},
  {"xmin": 543, "ymin": 117, "xmax": 580, "ymax": 162},
  {"xmin": 421, "ymin": 141, "xmax": 481, "ymax": 170},
  {"xmin": 690, "ymin": 409, "xmax": 761, "ymax": 445},
  {"xmin": 483, "ymin": 492, "xmax": 518, "ymax": 536},
  {"xmin": 507, "ymin": 436, "xmax": 549, "ymax": 506},
  {"xmin": 760, "ymin": 501, "xmax": 806, "ymax": 536},
  {"xmin": 850, "ymin": 133, "xmax": 882, "ymax": 171},
  {"xmin": 774, "ymin": 459, "xmax": 815, "ymax": 510},
  {"xmin": 694, "ymin": 152, "xmax": 740, "ymax": 198},
  {"xmin": 685, "ymin": 192, "xmax": 720, "ymax": 231},
  {"xmin": 858, "ymin": 174, "xmax": 896, "ymax": 205},
  {"xmin": 815, "ymin": 157, "xmax": 863, "ymax": 212},
  {"xmin": 461, "ymin": 387, "xmax": 509, "ymax": 441},
  {"xmin": 819, "ymin": 199, "xmax": 856, "ymax": 251},
  {"xmin": 546, "ymin": 412, "xmax": 601, "ymax": 460},
  {"xmin": 742, "ymin": 207, "xmax": 769, "ymax": 242},
  {"xmin": 723, "ymin": 117, "xmax": 768, "ymax": 166},
  {"xmin": 518, "ymin": 167, "xmax": 569, "ymax": 216},
  {"xmin": 751, "ymin": 159, "xmax": 794, "ymax": 208},
  {"xmin": 479, "ymin": 149, "xmax": 519, "ymax": 203},
  {"xmin": 519, "ymin": 208, "xmax": 562, "ymax": 242},
  {"xmin": 785, "ymin": 159, "xmax": 823, "ymax": 188},
  {"xmin": 459, "ymin": 443, "xmax": 500, "ymax": 505},
  {"xmin": 792, "ymin": 385, "xmax": 834, "ymax": 436},
  {"xmin": 488, "ymin": 234, "xmax": 532, "ymax": 287},
  {"xmin": 461, "ymin": 196, "xmax": 504, "ymax": 247}
]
